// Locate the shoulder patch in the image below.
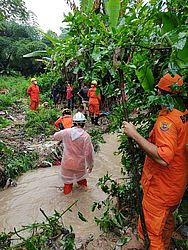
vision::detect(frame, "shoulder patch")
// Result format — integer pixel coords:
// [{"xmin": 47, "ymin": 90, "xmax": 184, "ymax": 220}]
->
[{"xmin": 160, "ymin": 122, "xmax": 172, "ymax": 131}]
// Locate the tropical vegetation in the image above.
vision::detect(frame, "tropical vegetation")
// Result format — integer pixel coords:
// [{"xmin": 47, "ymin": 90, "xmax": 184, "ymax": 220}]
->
[{"xmin": 0, "ymin": 0, "xmax": 187, "ymax": 249}]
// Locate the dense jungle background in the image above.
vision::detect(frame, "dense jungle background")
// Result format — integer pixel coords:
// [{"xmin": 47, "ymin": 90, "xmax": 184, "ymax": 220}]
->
[{"xmin": 0, "ymin": 0, "xmax": 188, "ymax": 249}]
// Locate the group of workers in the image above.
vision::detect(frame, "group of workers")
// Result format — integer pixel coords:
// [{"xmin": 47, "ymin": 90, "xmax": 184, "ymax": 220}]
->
[
  {"xmin": 27, "ymin": 78, "xmax": 101, "ymax": 125},
  {"xmin": 27, "ymin": 73, "xmax": 188, "ymax": 250}
]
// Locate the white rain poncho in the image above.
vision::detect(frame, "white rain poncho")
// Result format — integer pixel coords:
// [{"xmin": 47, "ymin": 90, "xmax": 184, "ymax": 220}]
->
[{"xmin": 54, "ymin": 127, "xmax": 94, "ymax": 184}]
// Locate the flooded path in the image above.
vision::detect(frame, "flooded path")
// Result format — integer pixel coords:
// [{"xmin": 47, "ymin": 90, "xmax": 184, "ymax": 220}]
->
[{"xmin": 0, "ymin": 133, "xmax": 122, "ymax": 238}]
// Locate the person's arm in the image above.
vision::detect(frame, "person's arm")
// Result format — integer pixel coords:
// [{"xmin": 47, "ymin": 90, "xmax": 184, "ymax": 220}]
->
[
  {"xmin": 77, "ymin": 90, "xmax": 83, "ymax": 99},
  {"xmin": 84, "ymin": 136, "xmax": 94, "ymax": 172},
  {"xmin": 122, "ymin": 121, "xmax": 168, "ymax": 166},
  {"xmin": 54, "ymin": 130, "xmax": 65, "ymax": 141},
  {"xmin": 27, "ymin": 85, "xmax": 32, "ymax": 95}
]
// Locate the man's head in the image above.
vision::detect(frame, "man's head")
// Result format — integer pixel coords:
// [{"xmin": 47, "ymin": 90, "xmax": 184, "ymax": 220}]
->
[
  {"xmin": 62, "ymin": 108, "xmax": 72, "ymax": 116},
  {"xmin": 91, "ymin": 80, "xmax": 97, "ymax": 87},
  {"xmin": 73, "ymin": 112, "xmax": 86, "ymax": 128},
  {"xmin": 31, "ymin": 78, "xmax": 37, "ymax": 84},
  {"xmin": 156, "ymin": 73, "xmax": 183, "ymax": 94}
]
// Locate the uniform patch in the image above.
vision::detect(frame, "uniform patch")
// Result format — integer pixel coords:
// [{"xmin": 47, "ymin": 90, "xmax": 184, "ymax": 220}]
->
[{"xmin": 160, "ymin": 122, "xmax": 172, "ymax": 131}]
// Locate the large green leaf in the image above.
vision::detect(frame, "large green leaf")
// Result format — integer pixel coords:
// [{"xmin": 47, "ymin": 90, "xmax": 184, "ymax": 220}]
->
[
  {"xmin": 80, "ymin": 0, "xmax": 93, "ymax": 12},
  {"xmin": 158, "ymin": 12, "xmax": 179, "ymax": 34},
  {"xmin": 136, "ymin": 66, "xmax": 155, "ymax": 91},
  {"xmin": 174, "ymin": 40, "xmax": 188, "ymax": 69},
  {"xmin": 23, "ymin": 50, "xmax": 47, "ymax": 58},
  {"xmin": 105, "ymin": 0, "xmax": 121, "ymax": 28}
]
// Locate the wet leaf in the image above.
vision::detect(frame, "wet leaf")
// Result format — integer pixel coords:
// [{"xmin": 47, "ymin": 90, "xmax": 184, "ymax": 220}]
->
[{"xmin": 78, "ymin": 211, "xmax": 88, "ymax": 222}]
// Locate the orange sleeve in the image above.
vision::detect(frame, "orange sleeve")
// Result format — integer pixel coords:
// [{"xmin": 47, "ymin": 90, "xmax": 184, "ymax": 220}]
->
[
  {"xmin": 154, "ymin": 117, "xmax": 177, "ymax": 164},
  {"xmin": 27, "ymin": 85, "xmax": 32, "ymax": 95}
]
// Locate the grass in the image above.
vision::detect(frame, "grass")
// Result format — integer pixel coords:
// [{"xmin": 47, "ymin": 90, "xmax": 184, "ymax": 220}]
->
[{"xmin": 0, "ymin": 116, "xmax": 11, "ymax": 128}]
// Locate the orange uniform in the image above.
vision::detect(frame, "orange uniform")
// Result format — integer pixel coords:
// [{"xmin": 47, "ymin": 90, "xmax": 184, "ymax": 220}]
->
[
  {"xmin": 27, "ymin": 83, "xmax": 40, "ymax": 111},
  {"xmin": 138, "ymin": 108, "xmax": 188, "ymax": 249},
  {"xmin": 54, "ymin": 115, "xmax": 73, "ymax": 130},
  {"xmin": 88, "ymin": 86, "xmax": 101, "ymax": 115}
]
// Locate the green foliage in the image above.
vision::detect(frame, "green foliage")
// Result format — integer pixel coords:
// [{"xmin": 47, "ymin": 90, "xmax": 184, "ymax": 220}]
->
[
  {"xmin": 0, "ymin": 116, "xmax": 11, "ymax": 128},
  {"xmin": 0, "ymin": 202, "xmax": 78, "ymax": 250},
  {"xmin": 0, "ymin": 0, "xmax": 29, "ymax": 21},
  {"xmin": 80, "ymin": 0, "xmax": 93, "ymax": 12},
  {"xmin": 0, "ymin": 21, "xmax": 47, "ymax": 76},
  {"xmin": 0, "ymin": 94, "xmax": 18, "ymax": 111},
  {"xmin": 107, "ymin": 104, "xmax": 125, "ymax": 131},
  {"xmin": 0, "ymin": 140, "xmax": 38, "ymax": 179},
  {"xmin": 92, "ymin": 173, "xmax": 136, "ymax": 232},
  {"xmin": 0, "ymin": 76, "xmax": 28, "ymax": 110},
  {"xmin": 105, "ymin": 0, "xmax": 121, "ymax": 28},
  {"xmin": 25, "ymin": 108, "xmax": 60, "ymax": 137},
  {"xmin": 87, "ymin": 128, "xmax": 106, "ymax": 152},
  {"xmin": 0, "ymin": 76, "xmax": 29, "ymax": 110}
]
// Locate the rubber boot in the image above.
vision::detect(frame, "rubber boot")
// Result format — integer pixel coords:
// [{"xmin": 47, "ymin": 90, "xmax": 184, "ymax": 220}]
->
[
  {"xmin": 64, "ymin": 183, "xmax": 73, "ymax": 195},
  {"xmin": 77, "ymin": 179, "xmax": 87, "ymax": 187},
  {"xmin": 95, "ymin": 116, "xmax": 100, "ymax": 126}
]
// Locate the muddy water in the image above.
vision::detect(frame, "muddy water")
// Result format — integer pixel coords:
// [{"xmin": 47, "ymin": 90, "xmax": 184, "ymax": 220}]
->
[{"xmin": 0, "ymin": 133, "xmax": 122, "ymax": 237}]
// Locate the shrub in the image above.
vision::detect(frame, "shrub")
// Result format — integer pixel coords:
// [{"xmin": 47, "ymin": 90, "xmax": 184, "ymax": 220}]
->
[{"xmin": 25, "ymin": 107, "xmax": 60, "ymax": 137}]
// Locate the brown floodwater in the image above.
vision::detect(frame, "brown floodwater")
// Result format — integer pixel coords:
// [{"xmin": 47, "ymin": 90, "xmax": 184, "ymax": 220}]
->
[{"xmin": 0, "ymin": 134, "xmax": 122, "ymax": 238}]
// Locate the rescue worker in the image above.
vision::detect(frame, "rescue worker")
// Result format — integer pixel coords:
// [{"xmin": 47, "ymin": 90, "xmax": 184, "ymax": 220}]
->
[
  {"xmin": 122, "ymin": 73, "xmax": 188, "ymax": 250},
  {"xmin": 53, "ymin": 112, "xmax": 94, "ymax": 195},
  {"xmin": 54, "ymin": 108, "xmax": 73, "ymax": 130},
  {"xmin": 77, "ymin": 83, "xmax": 89, "ymax": 119},
  {"xmin": 88, "ymin": 80, "xmax": 101, "ymax": 125},
  {"xmin": 27, "ymin": 78, "xmax": 40, "ymax": 111}
]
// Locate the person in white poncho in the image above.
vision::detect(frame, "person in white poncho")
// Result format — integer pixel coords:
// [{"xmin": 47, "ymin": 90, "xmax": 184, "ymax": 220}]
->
[{"xmin": 54, "ymin": 112, "xmax": 94, "ymax": 195}]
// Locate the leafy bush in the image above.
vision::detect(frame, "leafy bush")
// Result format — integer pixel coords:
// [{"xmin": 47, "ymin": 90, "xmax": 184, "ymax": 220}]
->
[
  {"xmin": 87, "ymin": 128, "xmax": 106, "ymax": 152},
  {"xmin": 0, "ymin": 116, "xmax": 11, "ymax": 128},
  {"xmin": 0, "ymin": 140, "xmax": 38, "ymax": 180},
  {"xmin": 0, "ymin": 94, "xmax": 18, "ymax": 110},
  {"xmin": 25, "ymin": 107, "xmax": 60, "ymax": 137},
  {"xmin": 0, "ymin": 76, "xmax": 29, "ymax": 110}
]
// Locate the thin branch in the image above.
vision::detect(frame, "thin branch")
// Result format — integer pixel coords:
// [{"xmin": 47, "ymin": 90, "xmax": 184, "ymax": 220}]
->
[{"xmin": 123, "ymin": 44, "xmax": 172, "ymax": 51}]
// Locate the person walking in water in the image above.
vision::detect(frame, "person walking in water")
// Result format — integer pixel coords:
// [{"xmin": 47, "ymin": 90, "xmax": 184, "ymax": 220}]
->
[
  {"xmin": 27, "ymin": 78, "xmax": 40, "ymax": 111},
  {"xmin": 88, "ymin": 80, "xmax": 101, "ymax": 125},
  {"xmin": 54, "ymin": 112, "xmax": 94, "ymax": 195},
  {"xmin": 122, "ymin": 73, "xmax": 188, "ymax": 249}
]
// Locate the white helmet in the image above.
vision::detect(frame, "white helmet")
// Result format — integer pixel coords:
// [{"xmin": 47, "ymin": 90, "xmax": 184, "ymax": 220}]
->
[{"xmin": 73, "ymin": 112, "xmax": 86, "ymax": 123}]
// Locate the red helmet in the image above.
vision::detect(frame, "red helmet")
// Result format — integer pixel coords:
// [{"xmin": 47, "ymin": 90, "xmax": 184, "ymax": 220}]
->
[{"xmin": 156, "ymin": 73, "xmax": 183, "ymax": 93}]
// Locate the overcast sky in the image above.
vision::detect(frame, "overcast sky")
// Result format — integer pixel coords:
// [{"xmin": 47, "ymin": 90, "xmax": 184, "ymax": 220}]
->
[{"xmin": 24, "ymin": 0, "xmax": 80, "ymax": 34}]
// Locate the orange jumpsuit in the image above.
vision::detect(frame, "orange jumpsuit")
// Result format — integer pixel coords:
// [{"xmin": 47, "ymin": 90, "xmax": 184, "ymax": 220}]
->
[
  {"xmin": 27, "ymin": 83, "xmax": 40, "ymax": 111},
  {"xmin": 88, "ymin": 86, "xmax": 101, "ymax": 116},
  {"xmin": 138, "ymin": 108, "xmax": 188, "ymax": 250},
  {"xmin": 54, "ymin": 115, "xmax": 73, "ymax": 130}
]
